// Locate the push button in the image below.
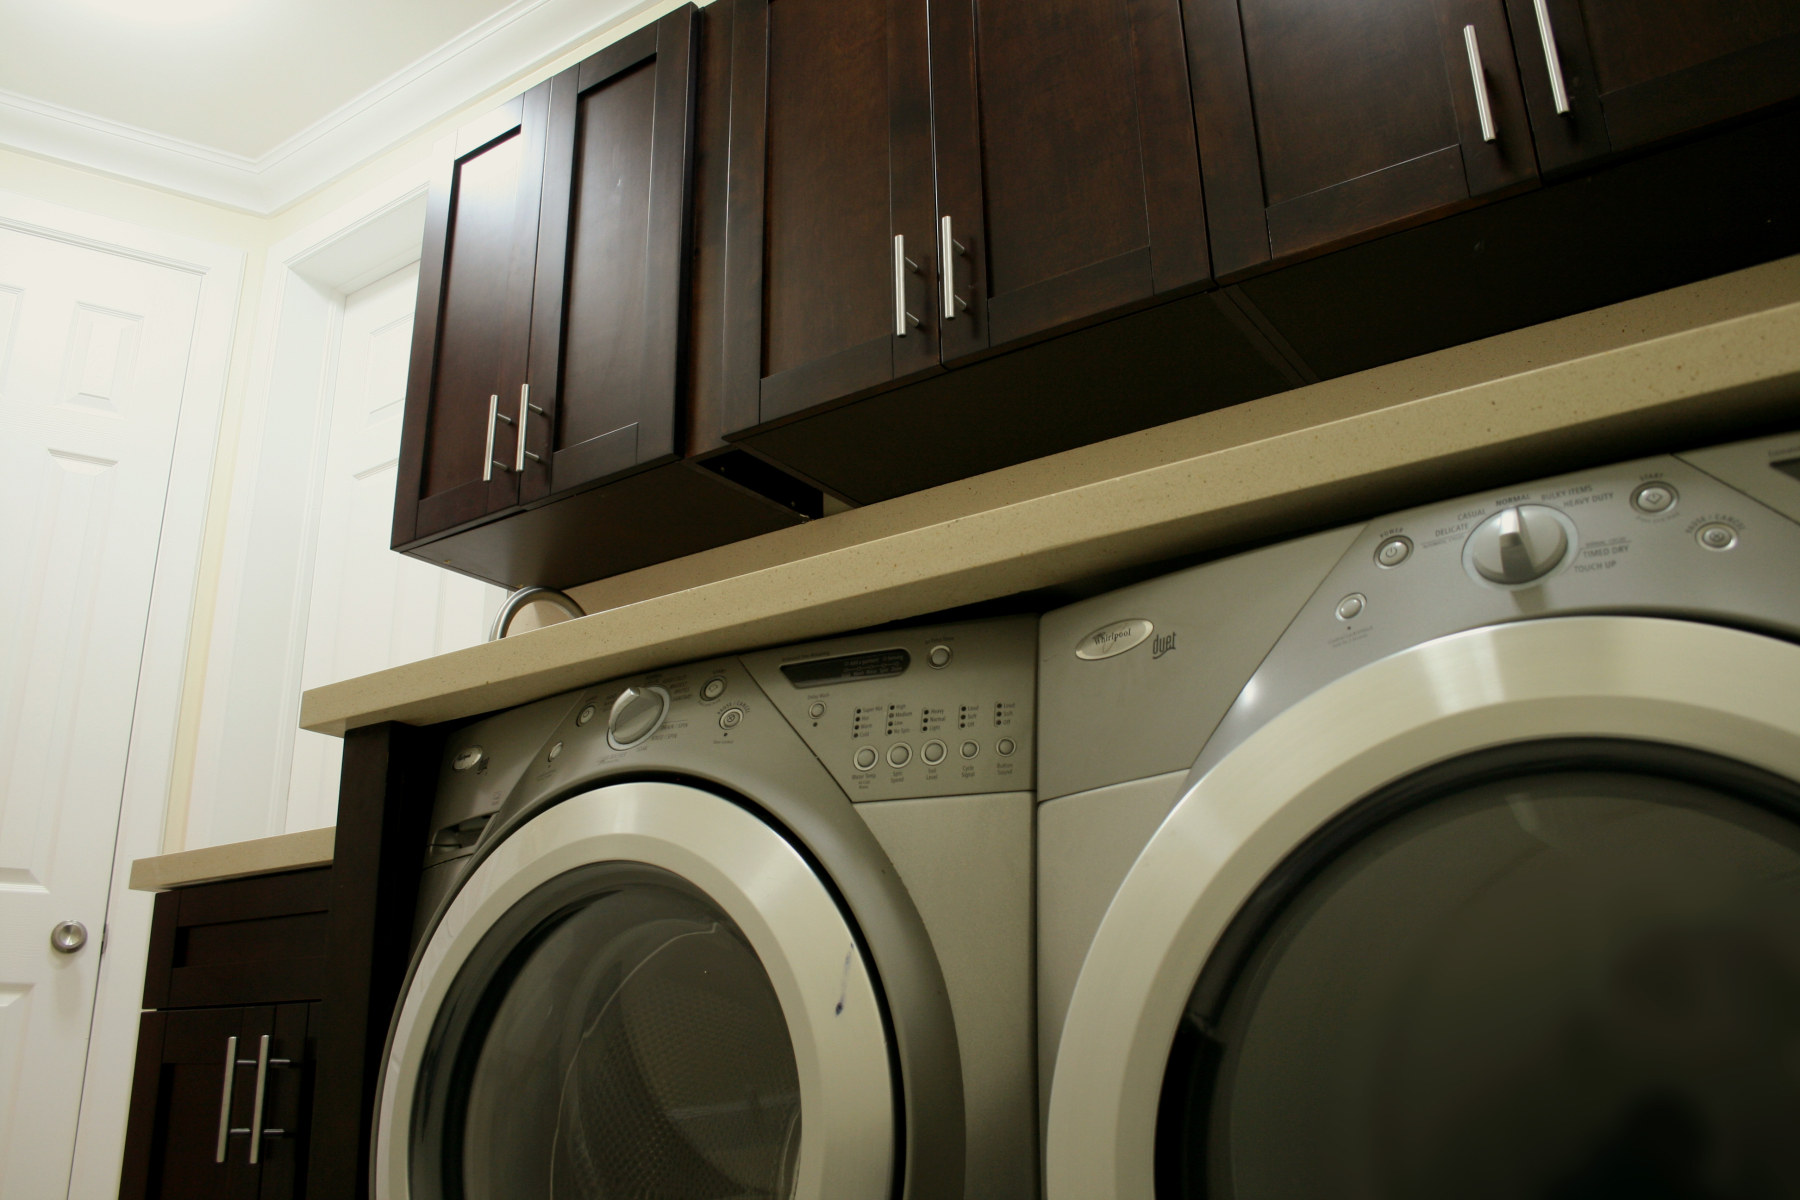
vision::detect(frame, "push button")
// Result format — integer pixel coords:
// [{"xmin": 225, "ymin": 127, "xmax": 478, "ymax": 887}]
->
[
  {"xmin": 1375, "ymin": 536, "xmax": 1413, "ymax": 568},
  {"xmin": 960, "ymin": 741, "xmax": 980, "ymax": 759},
  {"xmin": 576, "ymin": 705, "xmax": 596, "ymax": 727},
  {"xmin": 718, "ymin": 706, "xmax": 744, "ymax": 730},
  {"xmin": 1631, "ymin": 482, "xmax": 1677, "ymax": 514},
  {"xmin": 700, "ymin": 677, "xmax": 727, "ymax": 701},
  {"xmin": 853, "ymin": 746, "xmax": 878, "ymax": 771},
  {"xmin": 888, "ymin": 743, "xmax": 912, "ymax": 768},
  {"xmin": 927, "ymin": 645, "xmax": 953, "ymax": 668},
  {"xmin": 1697, "ymin": 523, "xmax": 1738, "ymax": 551},
  {"xmin": 997, "ymin": 738, "xmax": 1016, "ymax": 757},
  {"xmin": 922, "ymin": 740, "xmax": 947, "ymax": 765},
  {"xmin": 1335, "ymin": 593, "xmax": 1366, "ymax": 621},
  {"xmin": 807, "ymin": 701, "xmax": 826, "ymax": 719}
]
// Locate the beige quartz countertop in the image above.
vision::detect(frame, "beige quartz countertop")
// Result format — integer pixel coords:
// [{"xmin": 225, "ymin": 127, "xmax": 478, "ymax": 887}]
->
[
  {"xmin": 130, "ymin": 827, "xmax": 335, "ymax": 891},
  {"xmin": 302, "ymin": 256, "xmax": 1800, "ymax": 737}
]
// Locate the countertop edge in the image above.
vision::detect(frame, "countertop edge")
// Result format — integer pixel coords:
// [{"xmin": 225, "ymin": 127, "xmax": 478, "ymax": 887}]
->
[
  {"xmin": 301, "ymin": 265, "xmax": 1800, "ymax": 736},
  {"xmin": 129, "ymin": 827, "xmax": 337, "ymax": 891}
]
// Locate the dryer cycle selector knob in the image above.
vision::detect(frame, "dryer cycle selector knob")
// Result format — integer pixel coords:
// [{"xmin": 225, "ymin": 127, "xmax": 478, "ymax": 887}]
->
[
  {"xmin": 607, "ymin": 685, "xmax": 670, "ymax": 750},
  {"xmin": 1466, "ymin": 505, "xmax": 1571, "ymax": 585}
]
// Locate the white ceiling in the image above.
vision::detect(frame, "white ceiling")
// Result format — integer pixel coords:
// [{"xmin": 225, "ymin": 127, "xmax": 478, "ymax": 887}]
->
[
  {"xmin": 3, "ymin": 0, "xmax": 515, "ymax": 159},
  {"xmin": 0, "ymin": 0, "xmax": 660, "ymax": 213}
]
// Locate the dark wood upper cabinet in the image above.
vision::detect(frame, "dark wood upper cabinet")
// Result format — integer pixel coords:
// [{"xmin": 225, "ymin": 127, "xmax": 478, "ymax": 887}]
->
[
  {"xmin": 1188, "ymin": 0, "xmax": 1540, "ymax": 277},
  {"xmin": 929, "ymin": 0, "xmax": 1211, "ymax": 360},
  {"xmin": 1503, "ymin": 0, "xmax": 1800, "ymax": 173},
  {"xmin": 721, "ymin": 0, "xmax": 940, "ymax": 428},
  {"xmin": 524, "ymin": 10, "xmax": 699, "ymax": 503},
  {"xmin": 394, "ymin": 84, "xmax": 550, "ymax": 546}
]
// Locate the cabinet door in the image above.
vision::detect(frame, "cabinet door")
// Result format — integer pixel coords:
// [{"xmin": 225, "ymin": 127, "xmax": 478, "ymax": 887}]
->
[
  {"xmin": 721, "ymin": 0, "xmax": 939, "ymax": 429},
  {"xmin": 120, "ymin": 1005, "xmax": 312, "ymax": 1200},
  {"xmin": 1187, "ymin": 0, "xmax": 1538, "ymax": 277},
  {"xmin": 929, "ymin": 0, "xmax": 1210, "ymax": 360},
  {"xmin": 524, "ymin": 6, "xmax": 699, "ymax": 503},
  {"xmin": 1505, "ymin": 0, "xmax": 1800, "ymax": 173},
  {"xmin": 393, "ymin": 84, "xmax": 550, "ymax": 547}
]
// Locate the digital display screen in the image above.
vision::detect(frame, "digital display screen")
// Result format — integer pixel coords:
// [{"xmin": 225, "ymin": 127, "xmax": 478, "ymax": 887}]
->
[
  {"xmin": 1773, "ymin": 457, "xmax": 1800, "ymax": 483},
  {"xmin": 780, "ymin": 648, "xmax": 911, "ymax": 687}
]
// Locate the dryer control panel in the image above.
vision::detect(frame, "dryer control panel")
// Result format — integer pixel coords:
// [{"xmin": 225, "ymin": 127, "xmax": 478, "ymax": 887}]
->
[{"xmin": 743, "ymin": 617, "xmax": 1037, "ymax": 802}]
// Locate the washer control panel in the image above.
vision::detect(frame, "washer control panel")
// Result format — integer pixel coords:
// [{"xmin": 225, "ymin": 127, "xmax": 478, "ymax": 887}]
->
[
  {"xmin": 743, "ymin": 617, "xmax": 1036, "ymax": 802},
  {"xmin": 1189, "ymin": 434, "xmax": 1800, "ymax": 777}
]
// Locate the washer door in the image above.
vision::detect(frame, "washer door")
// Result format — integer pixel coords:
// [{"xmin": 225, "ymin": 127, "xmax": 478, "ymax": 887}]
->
[
  {"xmin": 376, "ymin": 781, "xmax": 895, "ymax": 1200},
  {"xmin": 1046, "ymin": 616, "xmax": 1800, "ymax": 1200}
]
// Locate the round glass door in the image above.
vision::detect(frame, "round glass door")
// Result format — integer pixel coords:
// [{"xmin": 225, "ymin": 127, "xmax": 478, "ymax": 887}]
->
[
  {"xmin": 412, "ymin": 863, "xmax": 802, "ymax": 1200},
  {"xmin": 1157, "ymin": 743, "xmax": 1800, "ymax": 1199}
]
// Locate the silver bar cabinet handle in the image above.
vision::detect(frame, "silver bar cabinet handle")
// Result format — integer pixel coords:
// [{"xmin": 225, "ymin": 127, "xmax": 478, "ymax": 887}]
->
[
  {"xmin": 482, "ymin": 394, "xmax": 500, "ymax": 482},
  {"xmin": 513, "ymin": 384, "xmax": 542, "ymax": 472},
  {"xmin": 939, "ymin": 216, "xmax": 957, "ymax": 322},
  {"xmin": 247, "ymin": 1035, "xmax": 271, "ymax": 1164},
  {"xmin": 1531, "ymin": 0, "xmax": 1572, "ymax": 114},
  {"xmin": 893, "ymin": 235, "xmax": 909, "ymax": 337},
  {"xmin": 1463, "ymin": 25, "xmax": 1498, "ymax": 143},
  {"xmin": 214, "ymin": 1035, "xmax": 238, "ymax": 1163}
]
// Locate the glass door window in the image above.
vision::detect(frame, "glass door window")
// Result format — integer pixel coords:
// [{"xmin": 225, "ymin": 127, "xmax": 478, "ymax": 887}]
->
[
  {"xmin": 413, "ymin": 863, "xmax": 802, "ymax": 1200},
  {"xmin": 1158, "ymin": 743, "xmax": 1800, "ymax": 1199}
]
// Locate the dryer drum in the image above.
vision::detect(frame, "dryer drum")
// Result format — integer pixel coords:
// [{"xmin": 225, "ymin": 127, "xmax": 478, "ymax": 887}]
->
[
  {"xmin": 412, "ymin": 862, "xmax": 803, "ymax": 1200},
  {"xmin": 1155, "ymin": 740, "xmax": 1800, "ymax": 1199}
]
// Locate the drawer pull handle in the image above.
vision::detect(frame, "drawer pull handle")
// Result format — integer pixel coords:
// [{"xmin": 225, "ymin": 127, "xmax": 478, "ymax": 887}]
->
[
  {"xmin": 1531, "ymin": 0, "xmax": 1572, "ymax": 115},
  {"xmin": 482, "ymin": 394, "xmax": 503, "ymax": 481},
  {"xmin": 1463, "ymin": 25, "xmax": 1498, "ymax": 143},
  {"xmin": 893, "ymin": 235, "xmax": 920, "ymax": 338},
  {"xmin": 514, "ymin": 384, "xmax": 544, "ymax": 472},
  {"xmin": 214, "ymin": 1036, "xmax": 238, "ymax": 1163}
]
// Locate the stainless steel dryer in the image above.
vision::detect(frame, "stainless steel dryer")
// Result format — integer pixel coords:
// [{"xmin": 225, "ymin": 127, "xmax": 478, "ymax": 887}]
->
[
  {"xmin": 375, "ymin": 617, "xmax": 1036, "ymax": 1200},
  {"xmin": 1037, "ymin": 432, "xmax": 1800, "ymax": 1199}
]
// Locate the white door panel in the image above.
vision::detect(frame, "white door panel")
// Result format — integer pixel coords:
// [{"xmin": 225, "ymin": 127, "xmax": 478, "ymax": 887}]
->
[
  {"xmin": 0, "ymin": 226, "xmax": 201, "ymax": 1197},
  {"xmin": 286, "ymin": 266, "xmax": 501, "ymax": 833}
]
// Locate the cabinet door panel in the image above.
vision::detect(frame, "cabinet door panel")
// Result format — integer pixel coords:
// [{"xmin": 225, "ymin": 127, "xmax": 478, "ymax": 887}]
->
[
  {"xmin": 722, "ymin": 0, "xmax": 939, "ymax": 429},
  {"xmin": 526, "ymin": 9, "xmax": 697, "ymax": 502},
  {"xmin": 1507, "ymin": 0, "xmax": 1800, "ymax": 170},
  {"xmin": 1191, "ymin": 0, "xmax": 1537, "ymax": 273},
  {"xmin": 394, "ymin": 87, "xmax": 549, "ymax": 546},
  {"xmin": 932, "ymin": 0, "xmax": 1208, "ymax": 359}
]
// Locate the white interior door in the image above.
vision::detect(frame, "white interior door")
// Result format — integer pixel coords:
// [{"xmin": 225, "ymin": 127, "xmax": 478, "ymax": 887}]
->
[
  {"xmin": 286, "ymin": 265, "xmax": 502, "ymax": 832},
  {"xmin": 0, "ymin": 226, "xmax": 202, "ymax": 1196}
]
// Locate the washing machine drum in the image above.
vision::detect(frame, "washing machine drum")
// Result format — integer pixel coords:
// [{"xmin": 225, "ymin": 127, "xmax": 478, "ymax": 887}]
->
[
  {"xmin": 376, "ymin": 782, "xmax": 896, "ymax": 1200},
  {"xmin": 1158, "ymin": 742, "xmax": 1800, "ymax": 1199}
]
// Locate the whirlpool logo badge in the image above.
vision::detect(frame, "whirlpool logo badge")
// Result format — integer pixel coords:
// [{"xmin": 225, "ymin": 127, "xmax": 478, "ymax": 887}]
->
[{"xmin": 1075, "ymin": 619, "xmax": 1155, "ymax": 661}]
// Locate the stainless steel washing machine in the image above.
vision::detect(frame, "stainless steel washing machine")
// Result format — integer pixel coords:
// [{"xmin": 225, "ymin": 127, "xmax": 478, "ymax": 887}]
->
[
  {"xmin": 1037, "ymin": 431, "xmax": 1800, "ymax": 1198},
  {"xmin": 376, "ymin": 617, "xmax": 1037, "ymax": 1200}
]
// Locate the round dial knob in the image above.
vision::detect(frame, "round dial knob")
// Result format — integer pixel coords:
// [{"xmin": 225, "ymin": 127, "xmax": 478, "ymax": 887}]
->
[
  {"xmin": 607, "ymin": 685, "xmax": 669, "ymax": 750},
  {"xmin": 1466, "ymin": 505, "xmax": 1570, "ymax": 585}
]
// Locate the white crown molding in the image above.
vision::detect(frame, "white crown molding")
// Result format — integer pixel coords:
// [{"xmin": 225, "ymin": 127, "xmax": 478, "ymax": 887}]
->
[{"xmin": 0, "ymin": 0, "xmax": 669, "ymax": 216}]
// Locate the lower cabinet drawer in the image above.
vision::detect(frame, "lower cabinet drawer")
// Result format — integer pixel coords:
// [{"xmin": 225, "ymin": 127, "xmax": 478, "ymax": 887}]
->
[{"xmin": 121, "ymin": 1003, "xmax": 316, "ymax": 1200}]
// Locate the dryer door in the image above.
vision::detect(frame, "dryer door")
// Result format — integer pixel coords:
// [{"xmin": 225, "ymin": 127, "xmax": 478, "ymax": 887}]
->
[
  {"xmin": 376, "ymin": 781, "xmax": 894, "ymax": 1200},
  {"xmin": 1046, "ymin": 616, "xmax": 1800, "ymax": 1200}
]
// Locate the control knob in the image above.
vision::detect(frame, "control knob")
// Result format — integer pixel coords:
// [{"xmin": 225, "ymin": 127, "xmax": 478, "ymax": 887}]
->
[
  {"xmin": 1466, "ymin": 505, "xmax": 1570, "ymax": 585},
  {"xmin": 608, "ymin": 685, "xmax": 670, "ymax": 750}
]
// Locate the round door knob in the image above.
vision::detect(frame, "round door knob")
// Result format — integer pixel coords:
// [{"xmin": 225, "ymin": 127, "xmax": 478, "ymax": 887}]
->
[
  {"xmin": 1466, "ymin": 505, "xmax": 1570, "ymax": 585},
  {"xmin": 607, "ymin": 685, "xmax": 670, "ymax": 750},
  {"xmin": 50, "ymin": 920, "xmax": 87, "ymax": 954}
]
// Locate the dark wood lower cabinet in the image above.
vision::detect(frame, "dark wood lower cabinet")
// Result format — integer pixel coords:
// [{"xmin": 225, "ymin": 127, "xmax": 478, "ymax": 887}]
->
[
  {"xmin": 122, "ymin": 872, "xmax": 329, "ymax": 1200},
  {"xmin": 121, "ymin": 727, "xmax": 442, "ymax": 1200}
]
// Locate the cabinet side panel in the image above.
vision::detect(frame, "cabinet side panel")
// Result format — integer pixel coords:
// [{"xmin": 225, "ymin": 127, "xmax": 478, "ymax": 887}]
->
[
  {"xmin": 423, "ymin": 130, "xmax": 531, "ymax": 499},
  {"xmin": 1578, "ymin": 0, "xmax": 1800, "ymax": 93},
  {"xmin": 974, "ymin": 0, "xmax": 1150, "ymax": 298},
  {"xmin": 1239, "ymin": 0, "xmax": 1458, "ymax": 207},
  {"xmin": 762, "ymin": 0, "xmax": 894, "ymax": 378},
  {"xmin": 559, "ymin": 63, "xmax": 659, "ymax": 451}
]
